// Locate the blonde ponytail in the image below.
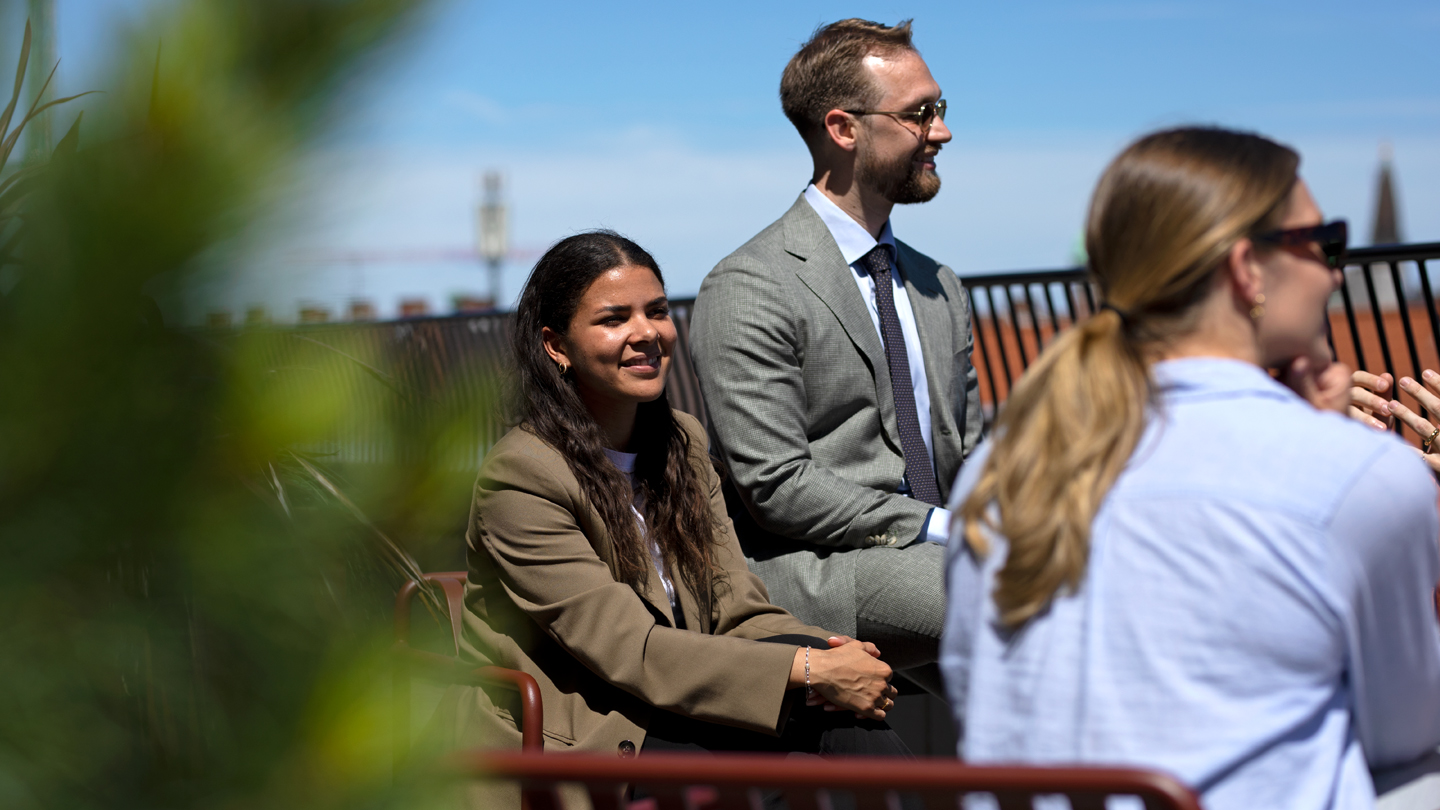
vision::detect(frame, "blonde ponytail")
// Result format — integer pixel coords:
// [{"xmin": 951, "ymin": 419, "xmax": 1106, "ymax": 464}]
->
[
  {"xmin": 960, "ymin": 308, "xmax": 1149, "ymax": 627},
  {"xmin": 960, "ymin": 127, "xmax": 1300, "ymax": 628}
]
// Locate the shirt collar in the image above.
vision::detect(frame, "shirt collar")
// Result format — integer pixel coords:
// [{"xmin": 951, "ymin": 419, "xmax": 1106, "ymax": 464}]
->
[
  {"xmin": 1152, "ymin": 357, "xmax": 1300, "ymax": 403},
  {"xmin": 602, "ymin": 447, "xmax": 638, "ymax": 473},
  {"xmin": 803, "ymin": 183, "xmax": 896, "ymax": 267}
]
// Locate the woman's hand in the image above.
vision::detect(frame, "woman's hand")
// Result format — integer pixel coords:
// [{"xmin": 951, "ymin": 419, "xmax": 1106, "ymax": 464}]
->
[
  {"xmin": 1349, "ymin": 370, "xmax": 1396, "ymax": 430},
  {"xmin": 822, "ymin": 634, "xmax": 881, "ymax": 659},
  {"xmin": 1282, "ymin": 353, "xmax": 1353, "ymax": 414},
  {"xmin": 1385, "ymin": 371, "xmax": 1440, "ymax": 475},
  {"xmin": 789, "ymin": 639, "xmax": 896, "ymax": 721}
]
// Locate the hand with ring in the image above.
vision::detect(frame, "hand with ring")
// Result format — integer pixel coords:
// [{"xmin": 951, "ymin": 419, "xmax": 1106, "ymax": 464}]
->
[
  {"xmin": 1380, "ymin": 370, "xmax": 1440, "ymax": 475},
  {"xmin": 790, "ymin": 637, "xmax": 895, "ymax": 721}
]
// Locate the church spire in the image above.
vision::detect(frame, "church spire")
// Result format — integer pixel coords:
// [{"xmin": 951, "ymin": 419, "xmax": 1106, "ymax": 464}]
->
[{"xmin": 1371, "ymin": 142, "xmax": 1402, "ymax": 246}]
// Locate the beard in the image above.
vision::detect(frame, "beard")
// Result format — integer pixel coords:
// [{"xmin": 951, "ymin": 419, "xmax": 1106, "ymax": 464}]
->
[{"xmin": 857, "ymin": 143, "xmax": 942, "ymax": 204}]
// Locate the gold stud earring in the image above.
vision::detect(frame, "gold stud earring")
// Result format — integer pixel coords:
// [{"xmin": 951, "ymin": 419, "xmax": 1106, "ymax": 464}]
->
[
  {"xmin": 1249, "ymin": 293, "xmax": 1266, "ymax": 321},
  {"xmin": 556, "ymin": 361, "xmax": 569, "ymax": 376}
]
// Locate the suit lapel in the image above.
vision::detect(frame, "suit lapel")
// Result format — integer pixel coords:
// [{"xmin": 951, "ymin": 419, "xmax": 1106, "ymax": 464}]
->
[
  {"xmin": 783, "ymin": 196, "xmax": 898, "ymax": 447},
  {"xmin": 896, "ymin": 242, "xmax": 959, "ymax": 488}
]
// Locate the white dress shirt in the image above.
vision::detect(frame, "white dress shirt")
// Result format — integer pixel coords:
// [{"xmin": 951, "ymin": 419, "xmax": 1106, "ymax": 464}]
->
[{"xmin": 803, "ymin": 184, "xmax": 949, "ymax": 544}]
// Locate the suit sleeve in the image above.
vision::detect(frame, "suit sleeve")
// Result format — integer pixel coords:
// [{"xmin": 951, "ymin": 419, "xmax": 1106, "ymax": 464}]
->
[
  {"xmin": 472, "ymin": 439, "xmax": 800, "ymax": 734},
  {"xmin": 948, "ymin": 266, "xmax": 985, "ymax": 462},
  {"xmin": 691, "ymin": 254, "xmax": 933, "ymax": 549}
]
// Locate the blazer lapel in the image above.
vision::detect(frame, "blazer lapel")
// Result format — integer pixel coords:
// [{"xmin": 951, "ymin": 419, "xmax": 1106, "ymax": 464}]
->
[
  {"xmin": 673, "ymin": 575, "xmax": 709, "ymax": 634},
  {"xmin": 584, "ymin": 497, "xmax": 680, "ymax": 626},
  {"xmin": 783, "ymin": 196, "xmax": 899, "ymax": 448},
  {"xmin": 897, "ymin": 243, "xmax": 960, "ymax": 486},
  {"xmin": 637, "ymin": 565, "xmax": 676, "ymax": 626}
]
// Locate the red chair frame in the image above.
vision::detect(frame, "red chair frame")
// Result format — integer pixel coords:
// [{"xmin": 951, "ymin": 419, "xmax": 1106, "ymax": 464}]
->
[
  {"xmin": 465, "ymin": 750, "xmax": 1203, "ymax": 810},
  {"xmin": 393, "ymin": 571, "xmax": 544, "ymax": 768}
]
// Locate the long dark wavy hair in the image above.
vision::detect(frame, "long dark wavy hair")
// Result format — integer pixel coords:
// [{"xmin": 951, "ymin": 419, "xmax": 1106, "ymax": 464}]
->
[{"xmin": 512, "ymin": 230, "xmax": 725, "ymax": 605}]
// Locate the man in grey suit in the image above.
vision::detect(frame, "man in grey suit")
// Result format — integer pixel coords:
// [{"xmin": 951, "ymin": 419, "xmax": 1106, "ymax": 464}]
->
[{"xmin": 690, "ymin": 19, "xmax": 983, "ymax": 697}]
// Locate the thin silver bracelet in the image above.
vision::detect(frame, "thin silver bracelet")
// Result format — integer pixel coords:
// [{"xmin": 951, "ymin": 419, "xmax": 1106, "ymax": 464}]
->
[{"xmin": 805, "ymin": 645, "xmax": 812, "ymax": 699}]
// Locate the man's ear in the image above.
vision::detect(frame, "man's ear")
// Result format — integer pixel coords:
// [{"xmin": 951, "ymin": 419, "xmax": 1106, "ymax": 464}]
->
[
  {"xmin": 1223, "ymin": 237, "xmax": 1265, "ymax": 309},
  {"xmin": 541, "ymin": 326, "xmax": 569, "ymax": 368},
  {"xmin": 822, "ymin": 109, "xmax": 859, "ymax": 152}
]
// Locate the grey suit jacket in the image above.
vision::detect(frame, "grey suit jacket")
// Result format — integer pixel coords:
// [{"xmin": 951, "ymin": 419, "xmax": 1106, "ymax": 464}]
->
[{"xmin": 690, "ymin": 194, "xmax": 983, "ymax": 629}]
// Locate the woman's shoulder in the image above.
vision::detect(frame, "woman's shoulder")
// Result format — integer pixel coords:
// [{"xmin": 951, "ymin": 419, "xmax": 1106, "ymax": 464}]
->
[
  {"xmin": 1158, "ymin": 389, "xmax": 1428, "ymax": 522},
  {"xmin": 478, "ymin": 424, "xmax": 576, "ymax": 493},
  {"xmin": 485, "ymin": 422, "xmax": 559, "ymax": 461},
  {"xmin": 671, "ymin": 408, "xmax": 707, "ymax": 443},
  {"xmin": 670, "ymin": 409, "xmax": 719, "ymax": 469}
]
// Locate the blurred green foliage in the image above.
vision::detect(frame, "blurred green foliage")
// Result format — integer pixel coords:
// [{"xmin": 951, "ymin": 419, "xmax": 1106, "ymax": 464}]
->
[{"xmin": 0, "ymin": 2, "xmax": 498, "ymax": 808}]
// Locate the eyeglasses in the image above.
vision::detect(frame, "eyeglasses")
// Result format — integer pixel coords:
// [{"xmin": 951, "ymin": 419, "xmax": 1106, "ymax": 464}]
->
[
  {"xmin": 1252, "ymin": 219, "xmax": 1349, "ymax": 269},
  {"xmin": 843, "ymin": 99, "xmax": 947, "ymax": 136}
]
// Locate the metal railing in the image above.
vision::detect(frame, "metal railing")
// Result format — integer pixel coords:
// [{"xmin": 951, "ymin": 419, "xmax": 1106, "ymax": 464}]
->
[
  {"xmin": 228, "ymin": 241, "xmax": 1440, "ymax": 463},
  {"xmin": 960, "ymin": 241, "xmax": 1440, "ymax": 437}
]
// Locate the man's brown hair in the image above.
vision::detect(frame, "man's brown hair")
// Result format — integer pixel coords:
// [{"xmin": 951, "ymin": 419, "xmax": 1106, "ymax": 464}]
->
[{"xmin": 779, "ymin": 18, "xmax": 917, "ymax": 150}]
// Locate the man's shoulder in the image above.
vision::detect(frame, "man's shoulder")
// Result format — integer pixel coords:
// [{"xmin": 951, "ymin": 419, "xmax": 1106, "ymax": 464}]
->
[
  {"xmin": 700, "ymin": 197, "xmax": 816, "ymax": 297},
  {"xmin": 715, "ymin": 197, "xmax": 812, "ymax": 268},
  {"xmin": 894, "ymin": 237, "xmax": 951, "ymax": 277}
]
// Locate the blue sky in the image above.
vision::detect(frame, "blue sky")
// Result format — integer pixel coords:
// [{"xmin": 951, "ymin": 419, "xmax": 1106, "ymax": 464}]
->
[{"xmin": 14, "ymin": 1, "xmax": 1440, "ymax": 321}]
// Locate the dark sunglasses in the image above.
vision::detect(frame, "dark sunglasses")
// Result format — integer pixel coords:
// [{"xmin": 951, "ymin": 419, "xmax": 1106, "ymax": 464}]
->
[
  {"xmin": 843, "ymin": 99, "xmax": 947, "ymax": 135},
  {"xmin": 1252, "ymin": 220, "xmax": 1348, "ymax": 269}
]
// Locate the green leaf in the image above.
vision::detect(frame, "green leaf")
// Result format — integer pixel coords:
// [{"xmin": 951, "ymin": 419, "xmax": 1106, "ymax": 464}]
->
[
  {"xmin": 0, "ymin": 163, "xmax": 42, "ymax": 200},
  {"xmin": 0, "ymin": 55, "xmax": 57, "ymax": 167},
  {"xmin": 0, "ymin": 83, "xmax": 99, "ymax": 168},
  {"xmin": 51, "ymin": 111, "xmax": 81, "ymax": 158},
  {"xmin": 148, "ymin": 41, "xmax": 161, "ymax": 126},
  {"xmin": 0, "ymin": 170, "xmax": 42, "ymax": 220},
  {"xmin": 0, "ymin": 20, "xmax": 31, "ymax": 158},
  {"xmin": 292, "ymin": 333, "xmax": 406, "ymax": 395},
  {"xmin": 288, "ymin": 451, "xmax": 443, "ymax": 617}
]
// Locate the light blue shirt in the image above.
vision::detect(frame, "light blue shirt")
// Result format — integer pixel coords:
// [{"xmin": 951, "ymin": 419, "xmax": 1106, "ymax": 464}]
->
[
  {"xmin": 941, "ymin": 358, "xmax": 1440, "ymax": 810},
  {"xmin": 803, "ymin": 184, "xmax": 949, "ymax": 544}
]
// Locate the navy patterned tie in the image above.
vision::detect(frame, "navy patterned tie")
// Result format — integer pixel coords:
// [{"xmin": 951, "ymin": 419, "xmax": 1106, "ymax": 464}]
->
[{"xmin": 863, "ymin": 246, "xmax": 942, "ymax": 507}]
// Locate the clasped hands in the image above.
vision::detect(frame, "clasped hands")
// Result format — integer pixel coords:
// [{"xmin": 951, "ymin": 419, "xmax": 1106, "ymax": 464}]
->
[
  {"xmin": 1281, "ymin": 338, "xmax": 1440, "ymax": 473},
  {"xmin": 1349, "ymin": 369, "xmax": 1440, "ymax": 473},
  {"xmin": 789, "ymin": 636, "xmax": 898, "ymax": 721}
]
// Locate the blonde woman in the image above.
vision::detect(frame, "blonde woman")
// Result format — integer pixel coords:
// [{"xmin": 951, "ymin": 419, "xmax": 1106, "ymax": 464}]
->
[{"xmin": 940, "ymin": 128, "xmax": 1440, "ymax": 809}]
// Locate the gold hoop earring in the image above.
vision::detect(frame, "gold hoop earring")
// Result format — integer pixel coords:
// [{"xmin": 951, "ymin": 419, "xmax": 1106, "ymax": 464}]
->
[
  {"xmin": 1249, "ymin": 293, "xmax": 1266, "ymax": 321},
  {"xmin": 556, "ymin": 361, "xmax": 569, "ymax": 376}
]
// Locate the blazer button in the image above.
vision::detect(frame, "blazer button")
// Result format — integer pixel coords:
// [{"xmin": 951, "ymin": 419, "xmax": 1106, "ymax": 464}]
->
[{"xmin": 617, "ymin": 740, "xmax": 637, "ymax": 757}]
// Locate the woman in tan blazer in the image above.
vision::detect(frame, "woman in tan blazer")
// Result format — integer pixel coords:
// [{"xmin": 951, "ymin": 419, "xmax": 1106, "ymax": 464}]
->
[{"xmin": 451, "ymin": 230, "xmax": 904, "ymax": 758}]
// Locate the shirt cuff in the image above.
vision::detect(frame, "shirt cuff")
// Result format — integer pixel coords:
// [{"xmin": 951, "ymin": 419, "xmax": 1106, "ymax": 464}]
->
[{"xmin": 921, "ymin": 507, "xmax": 953, "ymax": 545}]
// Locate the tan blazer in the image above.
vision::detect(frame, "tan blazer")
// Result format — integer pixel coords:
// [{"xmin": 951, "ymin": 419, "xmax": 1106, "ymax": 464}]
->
[{"xmin": 439, "ymin": 409, "xmax": 832, "ymax": 756}]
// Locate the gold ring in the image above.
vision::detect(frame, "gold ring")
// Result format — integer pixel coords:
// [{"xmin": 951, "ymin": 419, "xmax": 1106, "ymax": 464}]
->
[{"xmin": 1425, "ymin": 427, "xmax": 1439, "ymax": 454}]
